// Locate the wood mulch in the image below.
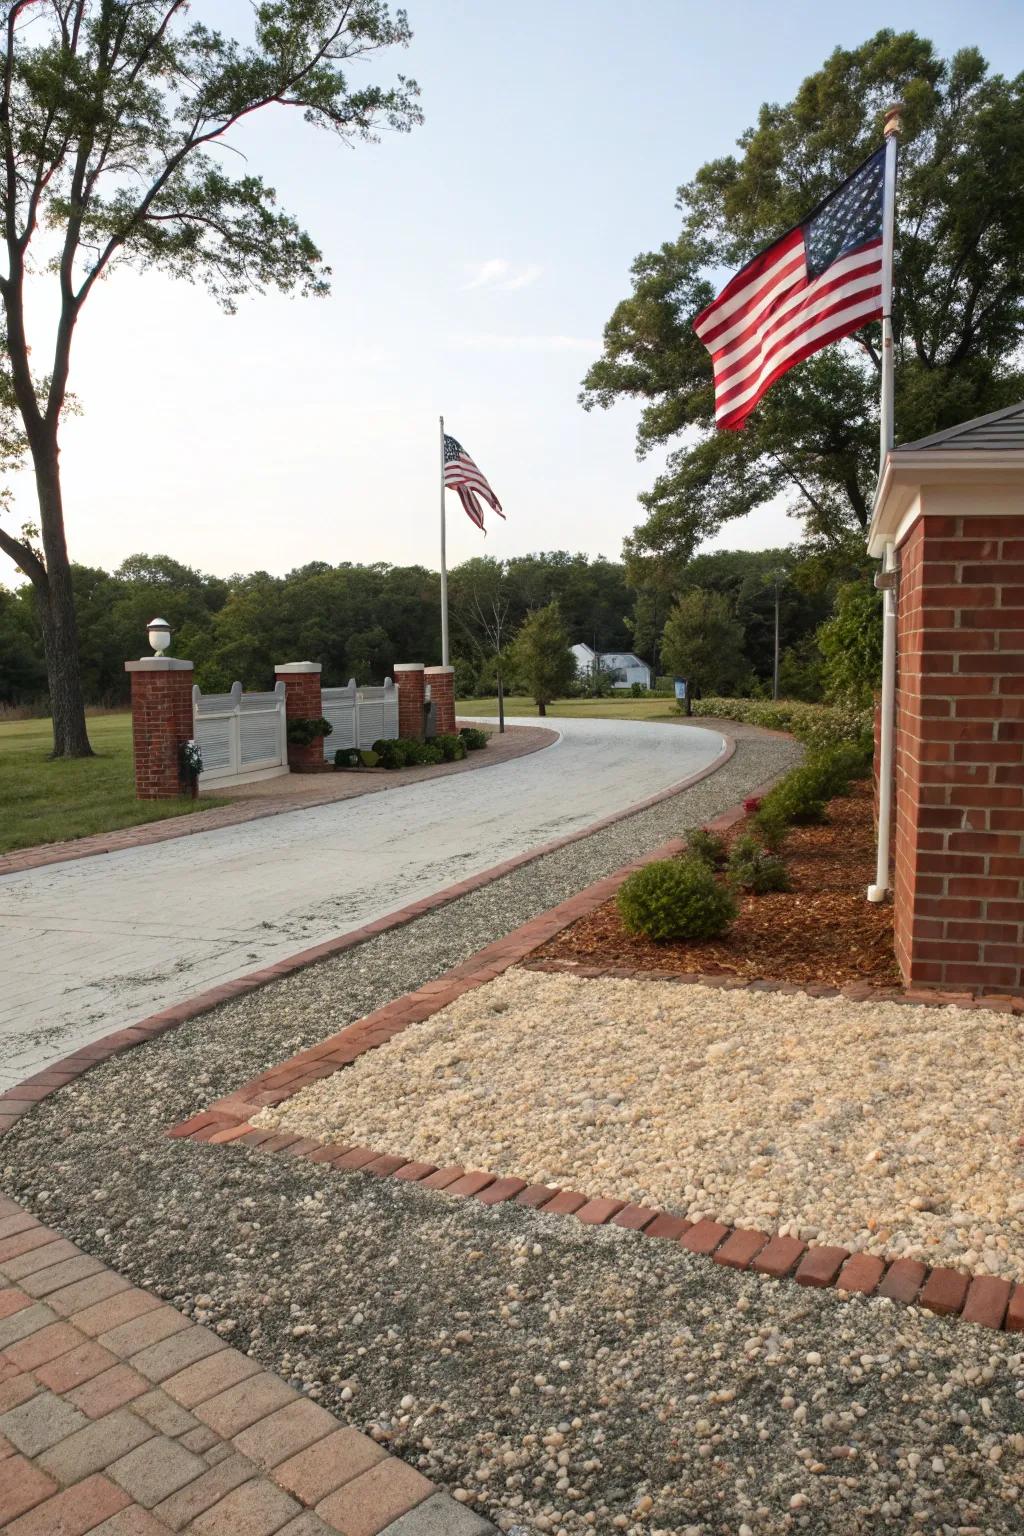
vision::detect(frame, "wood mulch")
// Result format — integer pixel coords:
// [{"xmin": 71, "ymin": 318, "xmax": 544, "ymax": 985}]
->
[{"xmin": 534, "ymin": 780, "xmax": 902, "ymax": 988}]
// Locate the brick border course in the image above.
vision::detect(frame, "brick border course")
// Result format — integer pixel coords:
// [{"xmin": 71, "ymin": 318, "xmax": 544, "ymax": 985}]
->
[
  {"xmin": 0, "ymin": 1195, "xmax": 489, "ymax": 1535},
  {"xmin": 158, "ymin": 758, "xmax": 1024, "ymax": 1336}
]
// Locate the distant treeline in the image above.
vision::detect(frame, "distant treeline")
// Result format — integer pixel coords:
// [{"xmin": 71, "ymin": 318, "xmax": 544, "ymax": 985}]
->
[{"xmin": 0, "ymin": 544, "xmax": 879, "ymax": 708}]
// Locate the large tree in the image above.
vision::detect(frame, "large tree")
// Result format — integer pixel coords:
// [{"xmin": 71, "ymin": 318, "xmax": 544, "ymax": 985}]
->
[
  {"xmin": 582, "ymin": 31, "xmax": 1024, "ymax": 566},
  {"xmin": 0, "ymin": 0, "xmax": 420, "ymax": 757}
]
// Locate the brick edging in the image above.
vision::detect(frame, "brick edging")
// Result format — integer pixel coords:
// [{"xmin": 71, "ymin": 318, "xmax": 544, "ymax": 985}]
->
[
  {"xmin": 167, "ymin": 772, "xmax": 1024, "ymax": 1336},
  {"xmin": 0, "ymin": 733, "xmax": 741, "ymax": 1126}
]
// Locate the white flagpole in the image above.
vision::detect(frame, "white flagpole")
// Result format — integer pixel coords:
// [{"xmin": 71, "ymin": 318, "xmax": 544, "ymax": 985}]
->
[
  {"xmin": 868, "ymin": 103, "xmax": 903, "ymax": 904},
  {"xmin": 439, "ymin": 415, "xmax": 449, "ymax": 667},
  {"xmin": 878, "ymin": 104, "xmax": 902, "ymax": 472}
]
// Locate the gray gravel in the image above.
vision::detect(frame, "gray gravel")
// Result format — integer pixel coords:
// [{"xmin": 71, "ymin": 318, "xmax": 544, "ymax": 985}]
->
[{"xmin": 21, "ymin": 734, "xmax": 1024, "ymax": 1535}]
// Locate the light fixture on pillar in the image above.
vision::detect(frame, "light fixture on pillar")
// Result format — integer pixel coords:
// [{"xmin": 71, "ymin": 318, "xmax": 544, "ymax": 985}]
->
[{"xmin": 147, "ymin": 617, "xmax": 171, "ymax": 657}]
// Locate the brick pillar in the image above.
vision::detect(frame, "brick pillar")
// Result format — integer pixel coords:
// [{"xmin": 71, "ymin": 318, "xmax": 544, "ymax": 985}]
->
[
  {"xmin": 394, "ymin": 663, "xmax": 426, "ymax": 740},
  {"xmin": 124, "ymin": 658, "xmax": 195, "ymax": 800},
  {"xmin": 424, "ymin": 665, "xmax": 456, "ymax": 736},
  {"xmin": 892, "ymin": 514, "xmax": 1024, "ymax": 994},
  {"xmin": 275, "ymin": 662, "xmax": 324, "ymax": 772}
]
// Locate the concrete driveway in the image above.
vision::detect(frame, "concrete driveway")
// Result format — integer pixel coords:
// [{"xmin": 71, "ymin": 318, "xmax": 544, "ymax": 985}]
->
[{"xmin": 0, "ymin": 717, "xmax": 725, "ymax": 1088}]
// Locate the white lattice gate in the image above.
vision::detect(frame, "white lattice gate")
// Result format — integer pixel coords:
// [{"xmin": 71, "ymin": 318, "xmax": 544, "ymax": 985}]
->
[
  {"xmin": 193, "ymin": 681, "xmax": 289, "ymax": 788},
  {"xmin": 321, "ymin": 678, "xmax": 398, "ymax": 758}
]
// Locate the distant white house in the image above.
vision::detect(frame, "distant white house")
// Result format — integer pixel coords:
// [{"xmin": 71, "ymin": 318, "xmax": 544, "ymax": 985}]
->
[{"xmin": 572, "ymin": 643, "xmax": 652, "ymax": 690}]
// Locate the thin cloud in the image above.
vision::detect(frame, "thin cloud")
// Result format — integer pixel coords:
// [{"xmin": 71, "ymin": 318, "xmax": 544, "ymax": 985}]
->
[
  {"xmin": 462, "ymin": 259, "xmax": 543, "ymax": 292},
  {"xmin": 451, "ymin": 333, "xmax": 599, "ymax": 354}
]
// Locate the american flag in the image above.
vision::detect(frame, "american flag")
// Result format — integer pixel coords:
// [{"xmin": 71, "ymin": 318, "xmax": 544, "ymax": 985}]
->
[
  {"xmin": 693, "ymin": 147, "xmax": 887, "ymax": 430},
  {"xmin": 443, "ymin": 433, "xmax": 505, "ymax": 532}
]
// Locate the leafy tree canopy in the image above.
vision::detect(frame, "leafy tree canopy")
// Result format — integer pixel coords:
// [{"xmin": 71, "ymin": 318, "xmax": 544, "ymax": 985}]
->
[
  {"xmin": 661, "ymin": 588, "xmax": 749, "ymax": 696},
  {"xmin": 508, "ymin": 601, "xmax": 577, "ymax": 716},
  {"xmin": 582, "ymin": 31, "xmax": 1024, "ymax": 563}
]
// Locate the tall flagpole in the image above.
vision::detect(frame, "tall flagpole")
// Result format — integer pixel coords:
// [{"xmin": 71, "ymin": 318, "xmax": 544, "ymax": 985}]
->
[
  {"xmin": 439, "ymin": 415, "xmax": 449, "ymax": 667},
  {"xmin": 868, "ymin": 103, "xmax": 903, "ymax": 904},
  {"xmin": 878, "ymin": 104, "xmax": 902, "ymax": 472}
]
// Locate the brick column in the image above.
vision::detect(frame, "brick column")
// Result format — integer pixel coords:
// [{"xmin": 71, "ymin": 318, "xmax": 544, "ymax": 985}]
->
[
  {"xmin": 393, "ymin": 663, "xmax": 426, "ymax": 740},
  {"xmin": 275, "ymin": 662, "xmax": 323, "ymax": 772},
  {"xmin": 124, "ymin": 658, "xmax": 195, "ymax": 800},
  {"xmin": 424, "ymin": 665, "xmax": 456, "ymax": 736},
  {"xmin": 892, "ymin": 514, "xmax": 1024, "ymax": 994}
]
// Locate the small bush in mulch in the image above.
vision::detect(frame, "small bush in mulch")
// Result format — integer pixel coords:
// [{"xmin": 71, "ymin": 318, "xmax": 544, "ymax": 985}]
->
[
  {"xmin": 727, "ymin": 833, "xmax": 790, "ymax": 894},
  {"xmin": 617, "ymin": 857, "xmax": 737, "ymax": 943},
  {"xmin": 685, "ymin": 827, "xmax": 728, "ymax": 868},
  {"xmin": 459, "ymin": 726, "xmax": 489, "ymax": 751},
  {"xmin": 536, "ymin": 781, "xmax": 901, "ymax": 987}
]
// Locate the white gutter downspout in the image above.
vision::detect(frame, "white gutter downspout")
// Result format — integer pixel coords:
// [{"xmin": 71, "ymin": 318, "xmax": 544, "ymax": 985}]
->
[{"xmin": 868, "ymin": 538, "xmax": 897, "ymax": 902}]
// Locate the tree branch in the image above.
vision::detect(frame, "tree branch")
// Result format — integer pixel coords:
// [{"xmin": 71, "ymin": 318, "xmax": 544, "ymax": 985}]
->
[{"xmin": 0, "ymin": 517, "xmax": 45, "ymax": 585}]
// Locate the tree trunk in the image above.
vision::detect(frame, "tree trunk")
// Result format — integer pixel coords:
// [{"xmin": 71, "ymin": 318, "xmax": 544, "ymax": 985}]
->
[
  {"xmin": 497, "ymin": 667, "xmax": 505, "ymax": 734},
  {"xmin": 538, "ymin": 700, "xmax": 546, "ymax": 717},
  {"xmin": 33, "ymin": 435, "xmax": 93, "ymax": 758}
]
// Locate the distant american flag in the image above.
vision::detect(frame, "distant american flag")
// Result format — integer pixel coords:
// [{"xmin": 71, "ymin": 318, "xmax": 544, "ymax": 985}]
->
[
  {"xmin": 443, "ymin": 433, "xmax": 504, "ymax": 532},
  {"xmin": 694, "ymin": 147, "xmax": 886, "ymax": 430}
]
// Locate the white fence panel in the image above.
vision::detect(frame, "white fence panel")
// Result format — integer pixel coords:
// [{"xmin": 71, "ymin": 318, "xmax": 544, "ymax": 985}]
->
[
  {"xmin": 194, "ymin": 681, "xmax": 287, "ymax": 787},
  {"xmin": 321, "ymin": 678, "xmax": 398, "ymax": 758}
]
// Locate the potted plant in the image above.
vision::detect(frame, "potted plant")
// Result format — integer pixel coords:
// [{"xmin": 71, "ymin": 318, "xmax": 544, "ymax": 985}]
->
[
  {"xmin": 286, "ymin": 716, "xmax": 334, "ymax": 772},
  {"xmin": 179, "ymin": 738, "xmax": 203, "ymax": 799}
]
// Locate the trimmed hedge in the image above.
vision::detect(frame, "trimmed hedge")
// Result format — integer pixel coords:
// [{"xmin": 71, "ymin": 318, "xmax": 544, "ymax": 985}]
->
[
  {"xmin": 689, "ymin": 696, "xmax": 872, "ymax": 754},
  {"xmin": 617, "ymin": 857, "xmax": 737, "ymax": 942},
  {"xmin": 435, "ymin": 733, "xmax": 467, "ymax": 762},
  {"xmin": 459, "ymin": 726, "xmax": 489, "ymax": 751}
]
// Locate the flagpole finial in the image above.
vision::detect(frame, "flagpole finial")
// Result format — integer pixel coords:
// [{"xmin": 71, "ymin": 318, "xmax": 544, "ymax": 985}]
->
[{"xmin": 883, "ymin": 102, "xmax": 905, "ymax": 138}]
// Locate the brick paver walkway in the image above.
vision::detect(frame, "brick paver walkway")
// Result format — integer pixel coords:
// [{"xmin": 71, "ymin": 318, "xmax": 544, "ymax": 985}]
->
[{"xmin": 0, "ymin": 1196, "xmax": 494, "ymax": 1535}]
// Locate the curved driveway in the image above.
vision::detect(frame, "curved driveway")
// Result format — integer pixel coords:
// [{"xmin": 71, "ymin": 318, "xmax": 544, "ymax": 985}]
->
[{"xmin": 0, "ymin": 717, "xmax": 725, "ymax": 1088}]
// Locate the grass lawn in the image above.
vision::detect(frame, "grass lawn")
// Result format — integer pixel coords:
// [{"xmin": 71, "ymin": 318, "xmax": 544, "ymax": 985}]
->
[
  {"xmin": 0, "ymin": 713, "xmax": 227, "ymax": 855},
  {"xmin": 457, "ymin": 694, "xmax": 685, "ymax": 723}
]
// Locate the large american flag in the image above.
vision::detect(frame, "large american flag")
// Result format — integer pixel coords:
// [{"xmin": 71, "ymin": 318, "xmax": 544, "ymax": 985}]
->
[
  {"xmin": 693, "ymin": 148, "xmax": 887, "ymax": 430},
  {"xmin": 443, "ymin": 433, "xmax": 505, "ymax": 532}
]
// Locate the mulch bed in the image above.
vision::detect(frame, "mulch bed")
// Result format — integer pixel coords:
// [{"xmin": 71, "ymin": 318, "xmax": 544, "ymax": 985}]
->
[{"xmin": 533, "ymin": 779, "xmax": 902, "ymax": 987}]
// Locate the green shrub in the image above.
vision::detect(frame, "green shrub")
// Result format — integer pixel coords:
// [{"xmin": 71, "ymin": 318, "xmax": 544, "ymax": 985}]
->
[
  {"xmin": 414, "ymin": 741, "xmax": 443, "ymax": 766},
  {"xmin": 360, "ymin": 749, "xmax": 379, "ymax": 768},
  {"xmin": 287, "ymin": 716, "xmax": 334, "ymax": 746},
  {"xmin": 435, "ymin": 733, "xmax": 467, "ymax": 762},
  {"xmin": 686, "ymin": 827, "xmax": 727, "ymax": 867},
  {"xmin": 753, "ymin": 803, "xmax": 788, "ymax": 852},
  {"xmin": 371, "ymin": 737, "xmax": 417, "ymax": 769},
  {"xmin": 334, "ymin": 748, "xmax": 360, "ymax": 769},
  {"xmin": 690, "ymin": 696, "xmax": 871, "ymax": 752},
  {"xmin": 727, "ymin": 834, "xmax": 790, "ymax": 894},
  {"xmin": 459, "ymin": 726, "xmax": 489, "ymax": 751},
  {"xmin": 757, "ymin": 766, "xmax": 828, "ymax": 827},
  {"xmin": 616, "ymin": 857, "xmax": 737, "ymax": 942}
]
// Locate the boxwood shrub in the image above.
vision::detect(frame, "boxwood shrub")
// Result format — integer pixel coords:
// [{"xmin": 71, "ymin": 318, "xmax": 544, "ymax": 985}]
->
[
  {"xmin": 616, "ymin": 857, "xmax": 737, "ymax": 942},
  {"xmin": 459, "ymin": 727, "xmax": 489, "ymax": 751}
]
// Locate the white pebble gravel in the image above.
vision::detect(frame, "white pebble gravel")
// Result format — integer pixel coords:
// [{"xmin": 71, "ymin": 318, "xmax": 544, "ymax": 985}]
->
[{"xmin": 257, "ymin": 967, "xmax": 1024, "ymax": 1277}]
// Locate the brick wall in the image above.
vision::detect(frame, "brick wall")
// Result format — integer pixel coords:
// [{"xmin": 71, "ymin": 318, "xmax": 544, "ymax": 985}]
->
[
  {"xmin": 275, "ymin": 665, "xmax": 324, "ymax": 772},
  {"xmin": 394, "ymin": 665, "xmax": 426, "ymax": 740},
  {"xmin": 892, "ymin": 515, "xmax": 1024, "ymax": 992},
  {"xmin": 425, "ymin": 665, "xmax": 456, "ymax": 736},
  {"xmin": 126, "ymin": 661, "xmax": 195, "ymax": 800}
]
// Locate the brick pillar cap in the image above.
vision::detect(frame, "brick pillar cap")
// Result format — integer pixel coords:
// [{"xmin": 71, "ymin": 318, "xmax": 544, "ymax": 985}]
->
[
  {"xmin": 125, "ymin": 657, "xmax": 194, "ymax": 673},
  {"xmin": 274, "ymin": 662, "xmax": 322, "ymax": 675},
  {"xmin": 393, "ymin": 662, "xmax": 426, "ymax": 673},
  {"xmin": 423, "ymin": 665, "xmax": 455, "ymax": 675}
]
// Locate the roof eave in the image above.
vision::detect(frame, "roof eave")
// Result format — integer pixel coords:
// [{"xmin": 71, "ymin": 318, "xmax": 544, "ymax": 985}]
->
[{"xmin": 866, "ymin": 450, "xmax": 1024, "ymax": 558}]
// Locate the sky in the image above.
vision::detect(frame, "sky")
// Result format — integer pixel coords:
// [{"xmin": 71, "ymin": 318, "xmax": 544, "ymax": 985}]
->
[{"xmin": 5, "ymin": 0, "xmax": 1024, "ymax": 587}]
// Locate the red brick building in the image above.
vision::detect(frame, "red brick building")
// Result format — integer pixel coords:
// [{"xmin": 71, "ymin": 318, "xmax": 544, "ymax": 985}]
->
[{"xmin": 867, "ymin": 402, "xmax": 1024, "ymax": 993}]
